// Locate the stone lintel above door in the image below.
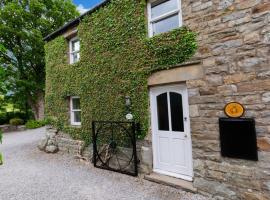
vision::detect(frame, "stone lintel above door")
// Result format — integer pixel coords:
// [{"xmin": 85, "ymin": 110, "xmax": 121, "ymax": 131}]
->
[{"xmin": 148, "ymin": 61, "xmax": 203, "ymax": 86}]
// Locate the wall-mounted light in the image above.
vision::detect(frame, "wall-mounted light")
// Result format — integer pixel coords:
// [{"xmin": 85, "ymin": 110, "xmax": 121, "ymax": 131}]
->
[
  {"xmin": 125, "ymin": 96, "xmax": 133, "ymax": 120},
  {"xmin": 125, "ymin": 96, "xmax": 131, "ymax": 107}
]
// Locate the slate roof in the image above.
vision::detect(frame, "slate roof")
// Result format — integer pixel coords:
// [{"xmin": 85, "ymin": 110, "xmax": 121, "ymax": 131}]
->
[{"xmin": 44, "ymin": 0, "xmax": 110, "ymax": 41}]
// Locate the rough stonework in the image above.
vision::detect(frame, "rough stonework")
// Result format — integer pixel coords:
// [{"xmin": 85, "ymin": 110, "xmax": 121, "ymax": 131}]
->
[
  {"xmin": 0, "ymin": 125, "xmax": 26, "ymax": 133},
  {"xmin": 181, "ymin": 0, "xmax": 270, "ymax": 199},
  {"xmin": 38, "ymin": 126, "xmax": 87, "ymax": 155},
  {"xmin": 38, "ymin": 126, "xmax": 59, "ymax": 153},
  {"xmin": 40, "ymin": 127, "xmax": 152, "ymax": 174}
]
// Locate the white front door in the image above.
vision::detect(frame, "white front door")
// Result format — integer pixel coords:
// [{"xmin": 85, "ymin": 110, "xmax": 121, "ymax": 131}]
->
[{"xmin": 150, "ymin": 84, "xmax": 193, "ymax": 181}]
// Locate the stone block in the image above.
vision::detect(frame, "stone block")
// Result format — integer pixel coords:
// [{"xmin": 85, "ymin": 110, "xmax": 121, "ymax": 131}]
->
[
  {"xmin": 217, "ymin": 85, "xmax": 237, "ymax": 95},
  {"xmin": 199, "ymin": 86, "xmax": 217, "ymax": 95},
  {"xmin": 224, "ymin": 73, "xmax": 256, "ymax": 84},
  {"xmin": 203, "ymin": 58, "xmax": 216, "ymax": 67},
  {"xmin": 205, "ymin": 65, "xmax": 229, "ymax": 74},
  {"xmin": 228, "ymin": 16, "xmax": 251, "ymax": 27},
  {"xmin": 238, "ymin": 57, "xmax": 265, "ymax": 72},
  {"xmin": 194, "ymin": 178, "xmax": 236, "ymax": 199},
  {"xmin": 45, "ymin": 145, "xmax": 58, "ymax": 153},
  {"xmin": 187, "ymin": 79, "xmax": 207, "ymax": 88},
  {"xmin": 218, "ymin": 0, "xmax": 234, "ymax": 10},
  {"xmin": 207, "ymin": 170, "xmax": 226, "ymax": 181},
  {"xmin": 239, "ymin": 21, "xmax": 265, "ymax": 33},
  {"xmin": 238, "ymin": 80, "xmax": 270, "ymax": 92},
  {"xmin": 263, "ymin": 181, "xmax": 270, "ymax": 192},
  {"xmin": 188, "ymin": 88, "xmax": 199, "ymax": 97},
  {"xmin": 189, "ymin": 105, "xmax": 200, "ymax": 117},
  {"xmin": 222, "ymin": 11, "xmax": 247, "ymax": 22},
  {"xmin": 243, "ymin": 192, "xmax": 268, "ymax": 200},
  {"xmin": 205, "ymin": 161, "xmax": 255, "ymax": 177},
  {"xmin": 252, "ymin": 3, "xmax": 270, "ymax": 14},
  {"xmin": 38, "ymin": 139, "xmax": 48, "ymax": 151},
  {"xmin": 206, "ymin": 75, "xmax": 223, "ymax": 86},
  {"xmin": 257, "ymin": 70, "xmax": 270, "ymax": 79},
  {"xmin": 237, "ymin": 0, "xmax": 261, "ymax": 10},
  {"xmin": 262, "ymin": 92, "xmax": 270, "ymax": 103},
  {"xmin": 257, "ymin": 137, "xmax": 270, "ymax": 152},
  {"xmin": 244, "ymin": 32, "xmax": 261, "ymax": 43},
  {"xmin": 148, "ymin": 64, "xmax": 203, "ymax": 86},
  {"xmin": 140, "ymin": 146, "xmax": 153, "ymax": 168},
  {"xmin": 192, "ymin": 1, "xmax": 213, "ymax": 12}
]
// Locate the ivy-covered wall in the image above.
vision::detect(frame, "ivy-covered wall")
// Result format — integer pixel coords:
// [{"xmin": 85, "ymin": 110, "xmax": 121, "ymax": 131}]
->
[{"xmin": 45, "ymin": 0, "xmax": 197, "ymax": 143}]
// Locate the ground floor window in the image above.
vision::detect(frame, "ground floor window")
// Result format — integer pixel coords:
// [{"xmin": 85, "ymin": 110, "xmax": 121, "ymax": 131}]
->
[{"xmin": 70, "ymin": 96, "xmax": 81, "ymax": 126}]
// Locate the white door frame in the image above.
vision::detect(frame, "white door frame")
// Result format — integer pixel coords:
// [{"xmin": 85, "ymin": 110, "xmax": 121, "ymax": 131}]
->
[{"xmin": 150, "ymin": 84, "xmax": 193, "ymax": 181}]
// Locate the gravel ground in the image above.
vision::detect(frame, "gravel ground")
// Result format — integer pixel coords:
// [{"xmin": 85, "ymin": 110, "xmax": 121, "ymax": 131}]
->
[{"xmin": 0, "ymin": 128, "xmax": 209, "ymax": 200}]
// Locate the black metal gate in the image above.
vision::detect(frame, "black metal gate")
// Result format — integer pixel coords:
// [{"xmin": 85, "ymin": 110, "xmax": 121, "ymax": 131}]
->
[{"xmin": 92, "ymin": 121, "xmax": 138, "ymax": 176}]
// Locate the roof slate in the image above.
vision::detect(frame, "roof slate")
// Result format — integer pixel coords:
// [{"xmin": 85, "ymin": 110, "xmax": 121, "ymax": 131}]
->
[{"xmin": 44, "ymin": 0, "xmax": 110, "ymax": 41}]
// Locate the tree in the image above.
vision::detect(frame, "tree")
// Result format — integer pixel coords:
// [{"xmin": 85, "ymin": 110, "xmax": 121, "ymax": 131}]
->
[{"xmin": 0, "ymin": 0, "xmax": 79, "ymax": 119}]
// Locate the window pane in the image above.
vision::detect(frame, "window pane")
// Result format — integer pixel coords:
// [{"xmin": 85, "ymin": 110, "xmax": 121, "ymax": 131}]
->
[
  {"xmin": 157, "ymin": 93, "xmax": 169, "ymax": 131},
  {"xmin": 153, "ymin": 14, "xmax": 179, "ymax": 35},
  {"xmin": 72, "ymin": 40, "xmax": 80, "ymax": 52},
  {"xmin": 72, "ymin": 52, "xmax": 80, "ymax": 63},
  {"xmin": 72, "ymin": 98, "xmax": 80, "ymax": 109},
  {"xmin": 73, "ymin": 111, "xmax": 81, "ymax": 123},
  {"xmin": 170, "ymin": 92, "xmax": 184, "ymax": 132},
  {"xmin": 151, "ymin": 0, "xmax": 178, "ymax": 19}
]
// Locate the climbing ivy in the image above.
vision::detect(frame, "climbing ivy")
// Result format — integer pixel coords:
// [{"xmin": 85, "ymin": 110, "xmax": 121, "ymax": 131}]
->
[{"xmin": 45, "ymin": 0, "xmax": 197, "ymax": 143}]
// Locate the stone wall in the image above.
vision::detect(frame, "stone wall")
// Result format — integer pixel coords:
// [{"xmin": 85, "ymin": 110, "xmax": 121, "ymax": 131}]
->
[
  {"xmin": 181, "ymin": 0, "xmax": 270, "ymax": 199},
  {"xmin": 39, "ymin": 126, "xmax": 153, "ymax": 174},
  {"xmin": 0, "ymin": 125, "xmax": 26, "ymax": 133}
]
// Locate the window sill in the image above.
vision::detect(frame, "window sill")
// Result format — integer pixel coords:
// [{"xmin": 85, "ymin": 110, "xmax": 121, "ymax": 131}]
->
[
  {"xmin": 69, "ymin": 61, "xmax": 80, "ymax": 65},
  {"xmin": 70, "ymin": 124, "xmax": 82, "ymax": 128}
]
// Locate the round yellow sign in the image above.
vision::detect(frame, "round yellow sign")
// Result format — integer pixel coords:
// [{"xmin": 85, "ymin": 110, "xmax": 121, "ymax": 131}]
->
[{"xmin": 224, "ymin": 102, "xmax": 245, "ymax": 118}]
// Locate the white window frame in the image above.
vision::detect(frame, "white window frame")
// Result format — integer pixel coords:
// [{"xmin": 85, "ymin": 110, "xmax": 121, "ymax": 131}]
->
[
  {"xmin": 70, "ymin": 96, "xmax": 81, "ymax": 126},
  {"xmin": 69, "ymin": 37, "xmax": 80, "ymax": 64},
  {"xmin": 147, "ymin": 0, "xmax": 183, "ymax": 37}
]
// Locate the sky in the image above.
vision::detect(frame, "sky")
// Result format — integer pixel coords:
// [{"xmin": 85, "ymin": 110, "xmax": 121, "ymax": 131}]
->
[{"xmin": 73, "ymin": 0, "xmax": 102, "ymax": 14}]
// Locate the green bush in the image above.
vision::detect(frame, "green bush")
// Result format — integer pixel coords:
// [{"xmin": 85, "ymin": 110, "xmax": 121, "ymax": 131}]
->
[
  {"xmin": 9, "ymin": 118, "xmax": 24, "ymax": 126},
  {"xmin": 25, "ymin": 120, "xmax": 46, "ymax": 129},
  {"xmin": 0, "ymin": 112, "xmax": 33, "ymax": 125}
]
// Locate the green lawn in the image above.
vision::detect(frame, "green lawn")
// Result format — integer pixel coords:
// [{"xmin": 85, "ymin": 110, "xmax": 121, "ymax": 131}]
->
[{"xmin": 0, "ymin": 95, "xmax": 19, "ymax": 113}]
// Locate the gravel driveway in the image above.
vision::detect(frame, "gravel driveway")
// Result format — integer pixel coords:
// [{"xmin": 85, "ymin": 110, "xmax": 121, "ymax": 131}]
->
[{"xmin": 0, "ymin": 128, "xmax": 209, "ymax": 200}]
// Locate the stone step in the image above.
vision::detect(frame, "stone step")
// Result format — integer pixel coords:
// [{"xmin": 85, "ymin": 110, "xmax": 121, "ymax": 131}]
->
[{"xmin": 144, "ymin": 173, "xmax": 197, "ymax": 193}]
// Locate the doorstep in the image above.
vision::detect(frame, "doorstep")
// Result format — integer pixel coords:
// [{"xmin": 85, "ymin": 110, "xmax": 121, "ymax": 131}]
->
[{"xmin": 144, "ymin": 173, "xmax": 197, "ymax": 193}]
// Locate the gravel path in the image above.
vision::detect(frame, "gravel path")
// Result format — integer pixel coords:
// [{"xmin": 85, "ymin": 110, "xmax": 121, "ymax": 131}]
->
[{"xmin": 0, "ymin": 128, "xmax": 209, "ymax": 200}]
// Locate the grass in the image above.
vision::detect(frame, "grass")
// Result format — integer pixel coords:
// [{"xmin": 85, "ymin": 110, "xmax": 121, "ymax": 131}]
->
[{"xmin": 0, "ymin": 95, "xmax": 19, "ymax": 113}]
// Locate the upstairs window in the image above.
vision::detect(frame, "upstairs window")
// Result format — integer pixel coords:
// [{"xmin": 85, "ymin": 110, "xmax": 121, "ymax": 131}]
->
[
  {"xmin": 70, "ymin": 96, "xmax": 81, "ymax": 126},
  {"xmin": 69, "ymin": 37, "xmax": 80, "ymax": 64},
  {"xmin": 148, "ymin": 0, "xmax": 182, "ymax": 37}
]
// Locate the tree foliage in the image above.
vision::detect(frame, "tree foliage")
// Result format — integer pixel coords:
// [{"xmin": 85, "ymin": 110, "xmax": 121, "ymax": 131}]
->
[{"xmin": 0, "ymin": 0, "xmax": 79, "ymax": 119}]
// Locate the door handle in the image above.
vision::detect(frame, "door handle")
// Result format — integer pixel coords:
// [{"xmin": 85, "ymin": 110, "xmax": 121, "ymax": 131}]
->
[{"xmin": 184, "ymin": 134, "xmax": 188, "ymax": 138}]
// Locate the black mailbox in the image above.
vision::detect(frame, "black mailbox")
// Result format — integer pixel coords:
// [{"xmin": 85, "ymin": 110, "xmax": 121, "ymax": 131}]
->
[{"xmin": 219, "ymin": 118, "xmax": 258, "ymax": 161}]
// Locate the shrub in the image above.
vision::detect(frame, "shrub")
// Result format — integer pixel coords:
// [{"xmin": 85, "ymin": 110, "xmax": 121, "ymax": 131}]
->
[
  {"xmin": 0, "ymin": 112, "xmax": 33, "ymax": 125},
  {"xmin": 9, "ymin": 118, "xmax": 24, "ymax": 126},
  {"xmin": 25, "ymin": 120, "xmax": 46, "ymax": 129}
]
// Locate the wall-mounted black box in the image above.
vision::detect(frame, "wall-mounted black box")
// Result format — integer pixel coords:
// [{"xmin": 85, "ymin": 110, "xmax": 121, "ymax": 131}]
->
[{"xmin": 219, "ymin": 118, "xmax": 258, "ymax": 161}]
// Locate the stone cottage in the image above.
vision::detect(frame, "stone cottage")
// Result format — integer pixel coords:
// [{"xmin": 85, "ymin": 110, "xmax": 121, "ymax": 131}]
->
[{"xmin": 44, "ymin": 0, "xmax": 270, "ymax": 199}]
